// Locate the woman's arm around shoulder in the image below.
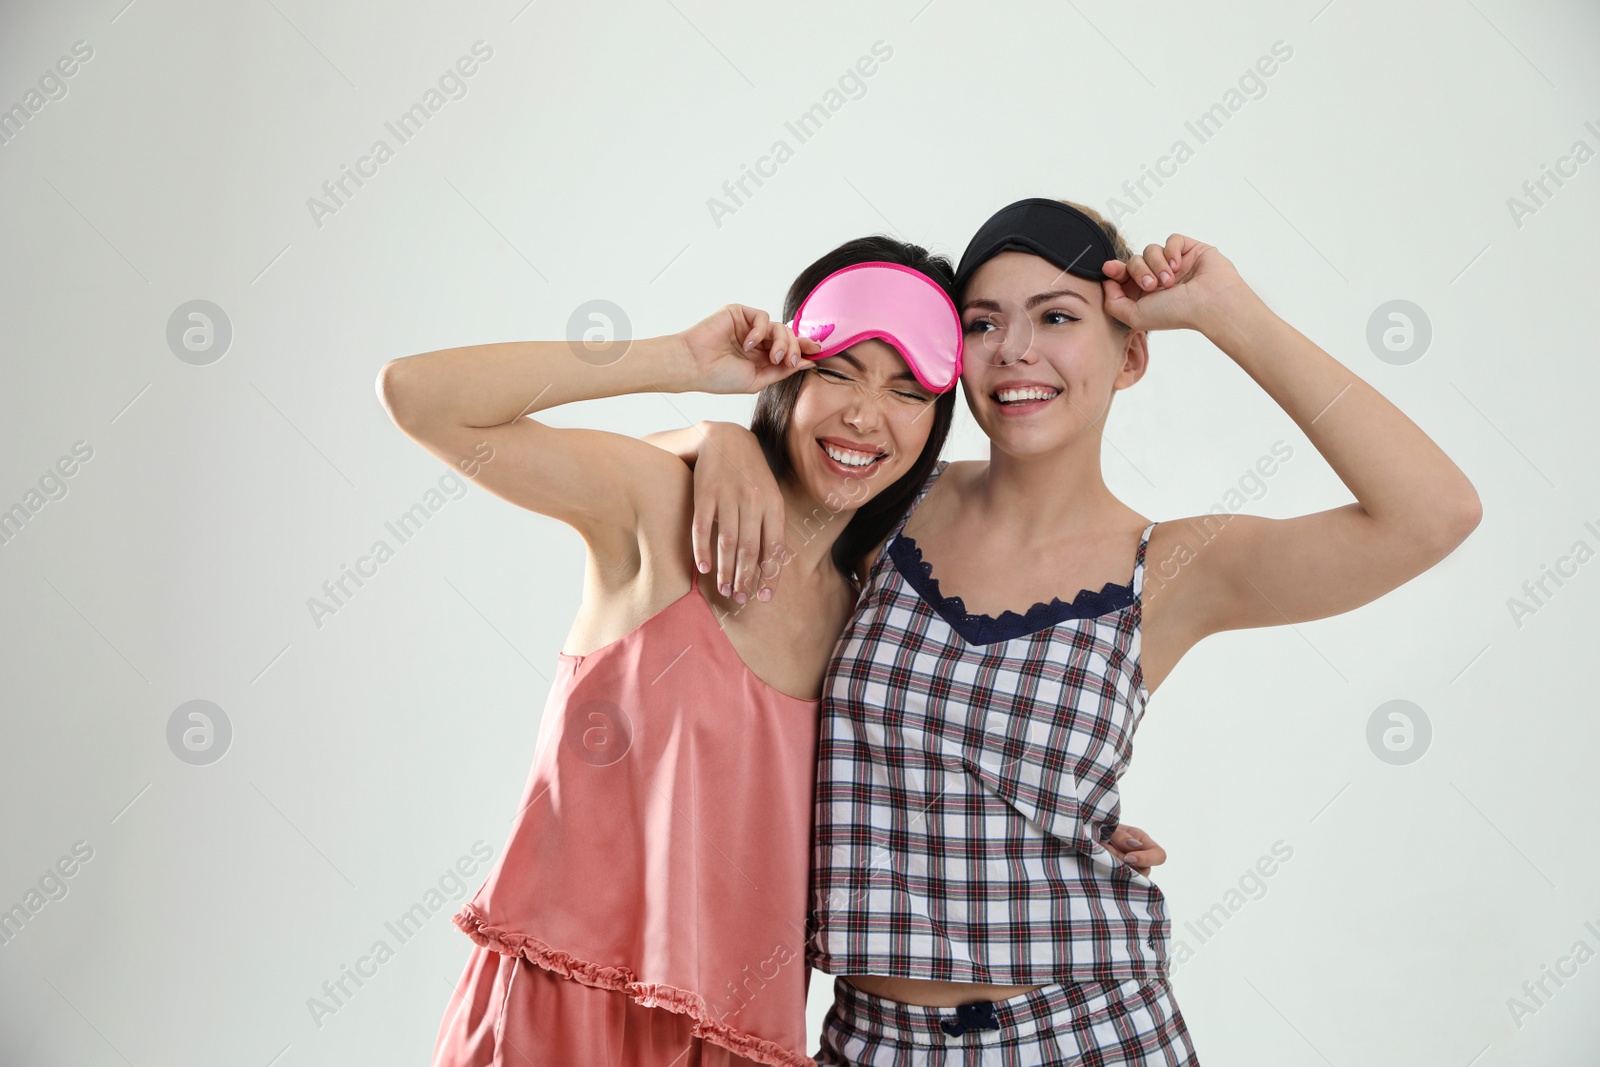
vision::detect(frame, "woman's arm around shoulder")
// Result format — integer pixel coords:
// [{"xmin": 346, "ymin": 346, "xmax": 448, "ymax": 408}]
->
[{"xmin": 377, "ymin": 307, "xmax": 812, "ymax": 570}]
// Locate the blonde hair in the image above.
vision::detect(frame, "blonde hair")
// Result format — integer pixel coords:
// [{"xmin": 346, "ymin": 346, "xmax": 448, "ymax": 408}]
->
[
  {"xmin": 1059, "ymin": 198, "xmax": 1133, "ymax": 330},
  {"xmin": 1057, "ymin": 199, "xmax": 1132, "ymax": 261}
]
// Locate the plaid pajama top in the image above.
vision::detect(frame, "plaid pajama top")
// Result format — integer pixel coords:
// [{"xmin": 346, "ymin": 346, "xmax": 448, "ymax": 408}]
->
[{"xmin": 808, "ymin": 459, "xmax": 1171, "ymax": 985}]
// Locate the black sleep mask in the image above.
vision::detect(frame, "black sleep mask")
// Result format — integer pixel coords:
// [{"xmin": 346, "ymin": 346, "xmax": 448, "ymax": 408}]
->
[{"xmin": 954, "ymin": 198, "xmax": 1117, "ymax": 292}]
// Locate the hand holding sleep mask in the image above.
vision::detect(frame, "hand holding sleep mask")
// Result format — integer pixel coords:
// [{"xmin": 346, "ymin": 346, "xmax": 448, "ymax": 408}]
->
[{"xmin": 954, "ymin": 198, "xmax": 1118, "ymax": 291}]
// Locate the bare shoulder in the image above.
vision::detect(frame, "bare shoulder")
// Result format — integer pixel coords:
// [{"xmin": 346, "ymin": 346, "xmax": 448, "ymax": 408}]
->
[
  {"xmin": 860, "ymin": 457, "xmax": 972, "ymax": 573},
  {"xmin": 940, "ymin": 458, "xmax": 984, "ymax": 487},
  {"xmin": 900, "ymin": 457, "xmax": 978, "ymax": 533}
]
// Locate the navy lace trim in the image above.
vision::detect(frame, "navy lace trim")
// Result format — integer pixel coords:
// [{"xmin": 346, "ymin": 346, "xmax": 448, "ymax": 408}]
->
[{"xmin": 888, "ymin": 533, "xmax": 1136, "ymax": 645}]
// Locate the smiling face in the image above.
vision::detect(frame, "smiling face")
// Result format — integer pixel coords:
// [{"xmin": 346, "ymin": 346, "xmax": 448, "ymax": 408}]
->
[
  {"xmin": 959, "ymin": 251, "xmax": 1147, "ymax": 457},
  {"xmin": 783, "ymin": 338, "xmax": 939, "ymax": 507}
]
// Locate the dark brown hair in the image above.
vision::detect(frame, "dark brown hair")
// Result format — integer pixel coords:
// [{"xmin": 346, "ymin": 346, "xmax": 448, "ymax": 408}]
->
[{"xmin": 749, "ymin": 235, "xmax": 958, "ymax": 584}]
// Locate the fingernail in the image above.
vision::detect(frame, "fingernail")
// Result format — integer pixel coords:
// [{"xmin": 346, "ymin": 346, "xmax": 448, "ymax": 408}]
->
[
  {"xmin": 720, "ymin": 582, "xmax": 732, "ymax": 596},
  {"xmin": 1142, "ymin": 275, "xmax": 1155, "ymax": 289},
  {"xmin": 744, "ymin": 340, "xmax": 755, "ymax": 351},
  {"xmin": 733, "ymin": 591, "xmax": 747, "ymax": 605},
  {"xmin": 758, "ymin": 587, "xmax": 772, "ymax": 602},
  {"xmin": 697, "ymin": 560, "xmax": 710, "ymax": 573},
  {"xmin": 1158, "ymin": 272, "xmax": 1171, "ymax": 285},
  {"xmin": 1126, "ymin": 837, "xmax": 1142, "ymax": 846},
  {"xmin": 773, "ymin": 349, "xmax": 784, "ymax": 362}
]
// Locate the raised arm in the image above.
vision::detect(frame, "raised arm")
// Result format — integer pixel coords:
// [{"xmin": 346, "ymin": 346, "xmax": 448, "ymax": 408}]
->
[
  {"xmin": 376, "ymin": 307, "xmax": 809, "ymax": 563},
  {"xmin": 1100, "ymin": 237, "xmax": 1482, "ymax": 642}
]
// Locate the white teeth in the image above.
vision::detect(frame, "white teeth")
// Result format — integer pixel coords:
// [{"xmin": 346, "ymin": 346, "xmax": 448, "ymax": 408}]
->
[
  {"xmin": 997, "ymin": 386, "xmax": 1060, "ymax": 403},
  {"xmin": 822, "ymin": 442, "xmax": 881, "ymax": 467}
]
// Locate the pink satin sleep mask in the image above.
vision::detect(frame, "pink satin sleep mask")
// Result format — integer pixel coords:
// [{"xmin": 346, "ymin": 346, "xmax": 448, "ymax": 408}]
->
[{"xmin": 789, "ymin": 262, "xmax": 963, "ymax": 394}]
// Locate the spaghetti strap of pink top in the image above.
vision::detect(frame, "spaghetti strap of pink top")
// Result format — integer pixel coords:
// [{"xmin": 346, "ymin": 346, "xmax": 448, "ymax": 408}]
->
[{"xmin": 452, "ymin": 565, "xmax": 821, "ymax": 1067}]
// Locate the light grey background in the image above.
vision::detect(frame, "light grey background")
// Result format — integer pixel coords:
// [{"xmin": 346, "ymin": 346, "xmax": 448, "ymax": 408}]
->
[{"xmin": 2, "ymin": 0, "xmax": 1597, "ymax": 1063}]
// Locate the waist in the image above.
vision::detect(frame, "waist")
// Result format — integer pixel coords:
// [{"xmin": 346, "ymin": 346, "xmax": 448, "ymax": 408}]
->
[
  {"xmin": 843, "ymin": 974, "xmax": 1045, "ymax": 1007},
  {"xmin": 807, "ymin": 864, "xmax": 1170, "ymax": 984}
]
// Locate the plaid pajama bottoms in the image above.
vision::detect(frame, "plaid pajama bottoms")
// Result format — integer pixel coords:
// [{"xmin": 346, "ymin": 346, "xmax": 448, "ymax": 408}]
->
[{"xmin": 815, "ymin": 975, "xmax": 1200, "ymax": 1066}]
